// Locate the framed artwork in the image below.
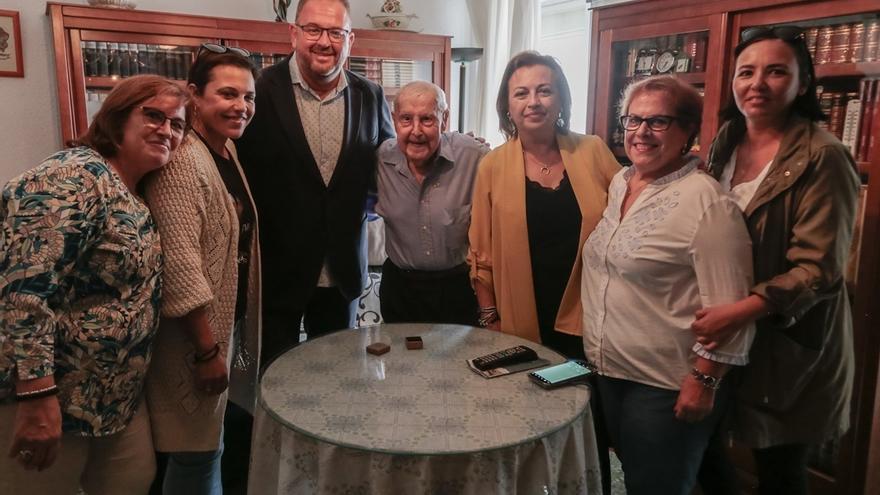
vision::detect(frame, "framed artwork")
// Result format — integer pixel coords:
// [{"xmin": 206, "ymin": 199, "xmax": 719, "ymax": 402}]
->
[{"xmin": 0, "ymin": 10, "xmax": 23, "ymax": 77}]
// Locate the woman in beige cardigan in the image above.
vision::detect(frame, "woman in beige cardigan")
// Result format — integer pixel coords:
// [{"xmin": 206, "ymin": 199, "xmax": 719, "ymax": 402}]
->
[
  {"xmin": 144, "ymin": 46, "xmax": 261, "ymax": 494},
  {"xmin": 468, "ymin": 51, "xmax": 619, "ymax": 357}
]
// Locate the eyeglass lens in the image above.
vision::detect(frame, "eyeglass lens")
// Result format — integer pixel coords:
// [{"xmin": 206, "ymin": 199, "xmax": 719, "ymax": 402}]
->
[
  {"xmin": 620, "ymin": 115, "xmax": 675, "ymax": 131},
  {"xmin": 198, "ymin": 43, "xmax": 250, "ymax": 58},
  {"xmin": 298, "ymin": 24, "xmax": 348, "ymax": 41},
  {"xmin": 741, "ymin": 25, "xmax": 804, "ymax": 43},
  {"xmin": 142, "ymin": 106, "xmax": 186, "ymax": 134}
]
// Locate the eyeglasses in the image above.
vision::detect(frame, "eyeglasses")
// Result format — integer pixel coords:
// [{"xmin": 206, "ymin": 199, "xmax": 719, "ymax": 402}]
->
[
  {"xmin": 141, "ymin": 106, "xmax": 186, "ymax": 136},
  {"xmin": 619, "ymin": 114, "xmax": 680, "ymax": 132},
  {"xmin": 295, "ymin": 23, "xmax": 350, "ymax": 43},
  {"xmin": 740, "ymin": 25, "xmax": 805, "ymax": 44},
  {"xmin": 197, "ymin": 43, "xmax": 250, "ymax": 59}
]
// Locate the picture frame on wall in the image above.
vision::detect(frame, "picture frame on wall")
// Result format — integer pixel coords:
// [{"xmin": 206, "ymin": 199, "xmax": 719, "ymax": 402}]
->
[{"xmin": 0, "ymin": 10, "xmax": 23, "ymax": 78}]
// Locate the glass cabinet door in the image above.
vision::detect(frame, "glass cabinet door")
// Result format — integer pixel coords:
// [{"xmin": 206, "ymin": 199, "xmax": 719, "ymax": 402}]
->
[
  {"xmin": 607, "ymin": 30, "xmax": 709, "ymax": 163},
  {"xmin": 71, "ymin": 31, "xmax": 216, "ymax": 133},
  {"xmin": 348, "ymin": 56, "xmax": 433, "ymax": 105}
]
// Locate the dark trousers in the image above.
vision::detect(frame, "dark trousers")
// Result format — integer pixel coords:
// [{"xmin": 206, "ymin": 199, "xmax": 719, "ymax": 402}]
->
[
  {"xmin": 379, "ymin": 259, "xmax": 479, "ymax": 326},
  {"xmin": 220, "ymin": 402, "xmax": 253, "ymax": 495},
  {"xmin": 697, "ymin": 424, "xmax": 740, "ymax": 495},
  {"xmin": 754, "ymin": 443, "xmax": 810, "ymax": 495},
  {"xmin": 261, "ymin": 286, "xmax": 356, "ymax": 368},
  {"xmin": 597, "ymin": 375, "xmax": 729, "ymax": 495}
]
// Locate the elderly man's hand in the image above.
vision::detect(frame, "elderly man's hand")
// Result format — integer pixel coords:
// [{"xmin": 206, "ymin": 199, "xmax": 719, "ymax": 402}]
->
[{"xmin": 465, "ymin": 131, "xmax": 491, "ymax": 149}]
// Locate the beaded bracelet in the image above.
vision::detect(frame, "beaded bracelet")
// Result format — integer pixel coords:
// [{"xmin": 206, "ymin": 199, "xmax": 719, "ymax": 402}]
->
[{"xmin": 15, "ymin": 385, "xmax": 60, "ymax": 402}]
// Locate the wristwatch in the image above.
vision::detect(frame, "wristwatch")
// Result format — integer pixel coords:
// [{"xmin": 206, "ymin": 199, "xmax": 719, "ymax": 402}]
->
[{"xmin": 691, "ymin": 368, "xmax": 722, "ymax": 390}]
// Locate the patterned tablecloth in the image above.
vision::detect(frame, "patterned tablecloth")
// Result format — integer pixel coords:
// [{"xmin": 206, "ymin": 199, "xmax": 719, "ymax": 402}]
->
[{"xmin": 249, "ymin": 323, "xmax": 601, "ymax": 494}]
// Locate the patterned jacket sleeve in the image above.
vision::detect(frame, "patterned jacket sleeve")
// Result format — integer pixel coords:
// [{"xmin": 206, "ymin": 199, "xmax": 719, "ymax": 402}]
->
[{"xmin": 0, "ymin": 160, "xmax": 103, "ymax": 382}]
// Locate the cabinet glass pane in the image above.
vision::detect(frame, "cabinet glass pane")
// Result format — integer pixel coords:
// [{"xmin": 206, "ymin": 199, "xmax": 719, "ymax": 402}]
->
[
  {"xmin": 349, "ymin": 56, "xmax": 432, "ymax": 103},
  {"xmin": 81, "ymin": 42, "xmax": 195, "ymax": 81},
  {"xmin": 248, "ymin": 52, "xmax": 288, "ymax": 72},
  {"xmin": 608, "ymin": 31, "xmax": 708, "ymax": 163}
]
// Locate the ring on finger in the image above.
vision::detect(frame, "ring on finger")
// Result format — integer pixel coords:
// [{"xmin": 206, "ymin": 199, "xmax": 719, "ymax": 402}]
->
[{"xmin": 18, "ymin": 449, "xmax": 34, "ymax": 461}]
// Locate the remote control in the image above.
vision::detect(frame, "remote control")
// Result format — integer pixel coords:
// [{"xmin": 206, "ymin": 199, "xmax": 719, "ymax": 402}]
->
[{"xmin": 472, "ymin": 345, "xmax": 538, "ymax": 371}]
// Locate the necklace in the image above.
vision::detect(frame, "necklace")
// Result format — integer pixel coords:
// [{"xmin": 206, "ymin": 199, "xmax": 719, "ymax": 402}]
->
[{"xmin": 527, "ymin": 153, "xmax": 560, "ymax": 175}]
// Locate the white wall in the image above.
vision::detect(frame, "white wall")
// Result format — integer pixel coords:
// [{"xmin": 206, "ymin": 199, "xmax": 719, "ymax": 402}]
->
[
  {"xmin": 0, "ymin": 0, "xmax": 473, "ymax": 181},
  {"xmin": 539, "ymin": 0, "xmax": 590, "ymax": 133}
]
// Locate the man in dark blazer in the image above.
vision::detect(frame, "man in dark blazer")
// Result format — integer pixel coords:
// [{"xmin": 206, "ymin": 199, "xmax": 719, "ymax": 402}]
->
[{"xmin": 237, "ymin": 0, "xmax": 394, "ymax": 366}]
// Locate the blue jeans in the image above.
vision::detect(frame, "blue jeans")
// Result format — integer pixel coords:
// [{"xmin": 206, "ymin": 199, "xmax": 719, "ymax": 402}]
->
[
  {"xmin": 597, "ymin": 375, "xmax": 729, "ymax": 495},
  {"xmin": 162, "ymin": 439, "xmax": 224, "ymax": 495}
]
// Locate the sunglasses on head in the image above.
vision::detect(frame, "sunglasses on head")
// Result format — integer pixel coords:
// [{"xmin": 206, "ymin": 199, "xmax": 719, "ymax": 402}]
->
[
  {"xmin": 197, "ymin": 43, "xmax": 250, "ymax": 59},
  {"xmin": 740, "ymin": 25, "xmax": 805, "ymax": 44}
]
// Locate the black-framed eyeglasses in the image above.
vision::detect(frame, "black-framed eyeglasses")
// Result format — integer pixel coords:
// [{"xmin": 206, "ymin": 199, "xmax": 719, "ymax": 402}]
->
[
  {"xmin": 619, "ymin": 114, "xmax": 680, "ymax": 132},
  {"xmin": 295, "ymin": 23, "xmax": 350, "ymax": 43},
  {"xmin": 197, "ymin": 42, "xmax": 250, "ymax": 59},
  {"xmin": 140, "ymin": 106, "xmax": 186, "ymax": 136},
  {"xmin": 740, "ymin": 25, "xmax": 805, "ymax": 44}
]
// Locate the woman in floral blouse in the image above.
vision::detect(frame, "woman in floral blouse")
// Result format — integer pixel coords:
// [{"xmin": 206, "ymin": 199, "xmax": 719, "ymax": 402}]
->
[{"xmin": 0, "ymin": 75, "xmax": 187, "ymax": 495}]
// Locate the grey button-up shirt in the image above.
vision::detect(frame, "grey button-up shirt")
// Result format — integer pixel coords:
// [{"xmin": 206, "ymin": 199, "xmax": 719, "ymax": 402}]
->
[
  {"xmin": 375, "ymin": 132, "xmax": 488, "ymax": 271},
  {"xmin": 289, "ymin": 56, "xmax": 347, "ymax": 287}
]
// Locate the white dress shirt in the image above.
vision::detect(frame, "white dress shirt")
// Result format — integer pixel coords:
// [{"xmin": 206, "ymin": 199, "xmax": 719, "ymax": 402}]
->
[{"xmin": 581, "ymin": 159, "xmax": 756, "ymax": 391}]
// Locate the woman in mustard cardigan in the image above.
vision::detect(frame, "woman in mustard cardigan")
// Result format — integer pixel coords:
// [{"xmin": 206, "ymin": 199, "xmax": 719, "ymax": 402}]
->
[{"xmin": 468, "ymin": 51, "xmax": 619, "ymax": 358}]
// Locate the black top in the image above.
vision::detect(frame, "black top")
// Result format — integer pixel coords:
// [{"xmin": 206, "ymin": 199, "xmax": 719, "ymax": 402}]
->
[
  {"xmin": 196, "ymin": 131, "xmax": 255, "ymax": 323},
  {"xmin": 525, "ymin": 172, "xmax": 583, "ymax": 358}
]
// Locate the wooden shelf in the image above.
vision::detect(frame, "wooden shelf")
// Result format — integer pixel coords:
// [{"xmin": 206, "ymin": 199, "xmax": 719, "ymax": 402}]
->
[{"xmin": 815, "ymin": 61, "xmax": 880, "ymax": 79}]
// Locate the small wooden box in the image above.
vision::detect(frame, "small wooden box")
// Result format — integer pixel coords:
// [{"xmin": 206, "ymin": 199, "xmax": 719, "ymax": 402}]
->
[
  {"xmin": 405, "ymin": 336, "xmax": 423, "ymax": 350},
  {"xmin": 366, "ymin": 342, "xmax": 390, "ymax": 355}
]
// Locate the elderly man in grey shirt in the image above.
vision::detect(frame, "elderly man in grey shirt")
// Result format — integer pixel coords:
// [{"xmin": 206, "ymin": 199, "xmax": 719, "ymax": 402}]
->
[{"xmin": 375, "ymin": 81, "xmax": 488, "ymax": 325}]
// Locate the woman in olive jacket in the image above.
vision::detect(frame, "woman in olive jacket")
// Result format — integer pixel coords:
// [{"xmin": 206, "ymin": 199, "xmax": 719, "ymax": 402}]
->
[{"xmin": 692, "ymin": 26, "xmax": 859, "ymax": 494}]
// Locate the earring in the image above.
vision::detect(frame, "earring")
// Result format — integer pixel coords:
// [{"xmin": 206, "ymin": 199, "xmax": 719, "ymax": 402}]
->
[
  {"xmin": 556, "ymin": 113, "xmax": 564, "ymax": 128},
  {"xmin": 681, "ymin": 144, "xmax": 690, "ymax": 155},
  {"xmin": 507, "ymin": 112, "xmax": 517, "ymax": 134}
]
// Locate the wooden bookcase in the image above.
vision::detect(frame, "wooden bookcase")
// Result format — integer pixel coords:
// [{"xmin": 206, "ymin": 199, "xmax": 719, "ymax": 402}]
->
[
  {"xmin": 46, "ymin": 2, "xmax": 451, "ymax": 145},
  {"xmin": 588, "ymin": 1, "xmax": 880, "ymax": 494}
]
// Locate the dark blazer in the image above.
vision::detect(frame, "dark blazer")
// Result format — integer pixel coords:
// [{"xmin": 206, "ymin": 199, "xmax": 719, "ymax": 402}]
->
[{"xmin": 236, "ymin": 56, "xmax": 394, "ymax": 321}]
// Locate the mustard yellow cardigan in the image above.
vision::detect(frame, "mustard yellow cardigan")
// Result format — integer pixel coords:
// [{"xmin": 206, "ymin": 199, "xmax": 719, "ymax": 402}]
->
[{"xmin": 467, "ymin": 132, "xmax": 620, "ymax": 344}]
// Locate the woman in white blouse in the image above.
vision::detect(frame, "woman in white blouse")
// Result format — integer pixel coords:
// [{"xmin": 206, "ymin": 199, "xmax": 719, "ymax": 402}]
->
[{"xmin": 580, "ymin": 75, "xmax": 755, "ymax": 495}]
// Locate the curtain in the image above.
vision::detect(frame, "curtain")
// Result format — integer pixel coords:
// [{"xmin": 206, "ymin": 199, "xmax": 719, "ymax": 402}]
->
[{"xmin": 466, "ymin": 0, "xmax": 541, "ymax": 147}]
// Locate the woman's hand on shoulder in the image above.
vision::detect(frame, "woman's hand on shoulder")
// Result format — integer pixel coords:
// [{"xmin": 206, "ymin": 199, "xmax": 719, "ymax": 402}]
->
[{"xmin": 8, "ymin": 395, "xmax": 62, "ymax": 471}]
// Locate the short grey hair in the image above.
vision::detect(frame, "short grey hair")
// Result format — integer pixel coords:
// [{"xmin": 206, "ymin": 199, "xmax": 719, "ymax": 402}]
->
[
  {"xmin": 393, "ymin": 80, "xmax": 448, "ymax": 116},
  {"xmin": 618, "ymin": 75, "xmax": 703, "ymax": 150}
]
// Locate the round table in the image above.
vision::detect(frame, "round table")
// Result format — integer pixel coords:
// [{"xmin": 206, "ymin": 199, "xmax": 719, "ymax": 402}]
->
[{"xmin": 248, "ymin": 323, "xmax": 601, "ymax": 494}]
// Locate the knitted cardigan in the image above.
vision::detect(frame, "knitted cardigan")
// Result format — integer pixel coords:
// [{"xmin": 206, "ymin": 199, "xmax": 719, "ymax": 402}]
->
[{"xmin": 144, "ymin": 133, "xmax": 261, "ymax": 452}]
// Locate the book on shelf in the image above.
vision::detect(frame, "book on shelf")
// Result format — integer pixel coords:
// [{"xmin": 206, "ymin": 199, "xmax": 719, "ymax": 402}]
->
[
  {"xmin": 842, "ymin": 94, "xmax": 862, "ymax": 157},
  {"xmin": 857, "ymin": 79, "xmax": 877, "ymax": 162}
]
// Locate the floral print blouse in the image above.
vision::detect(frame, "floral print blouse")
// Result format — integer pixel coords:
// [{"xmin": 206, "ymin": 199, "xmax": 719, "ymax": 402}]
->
[{"xmin": 0, "ymin": 147, "xmax": 162, "ymax": 437}]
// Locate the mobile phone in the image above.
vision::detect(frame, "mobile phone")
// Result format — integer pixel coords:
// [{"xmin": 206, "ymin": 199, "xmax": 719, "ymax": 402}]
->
[{"xmin": 529, "ymin": 361, "xmax": 593, "ymax": 389}]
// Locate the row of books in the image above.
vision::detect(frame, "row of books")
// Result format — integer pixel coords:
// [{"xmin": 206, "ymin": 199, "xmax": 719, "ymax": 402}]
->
[
  {"xmin": 349, "ymin": 57, "xmax": 415, "ymax": 89},
  {"xmin": 249, "ymin": 53, "xmax": 287, "ymax": 70},
  {"xmin": 820, "ymin": 79, "xmax": 880, "ymax": 162},
  {"xmin": 81, "ymin": 42, "xmax": 191, "ymax": 80},
  {"xmin": 805, "ymin": 20, "xmax": 880, "ymax": 65}
]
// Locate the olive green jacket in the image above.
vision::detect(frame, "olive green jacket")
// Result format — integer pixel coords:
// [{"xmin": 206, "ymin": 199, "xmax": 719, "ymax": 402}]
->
[{"xmin": 707, "ymin": 115, "xmax": 859, "ymax": 448}]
